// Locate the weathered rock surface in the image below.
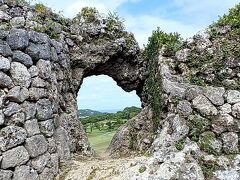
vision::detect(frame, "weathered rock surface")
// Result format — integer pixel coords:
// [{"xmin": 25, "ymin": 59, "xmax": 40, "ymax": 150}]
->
[
  {"xmin": 0, "ymin": 1, "xmax": 240, "ymax": 180},
  {"xmin": 1, "ymin": 146, "xmax": 29, "ymax": 169},
  {"xmin": 25, "ymin": 135, "xmax": 48, "ymax": 158}
]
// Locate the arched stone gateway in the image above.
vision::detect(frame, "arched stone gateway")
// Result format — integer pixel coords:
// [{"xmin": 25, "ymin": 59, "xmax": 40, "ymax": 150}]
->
[
  {"xmin": 2, "ymin": 1, "xmax": 240, "ymax": 179},
  {"xmin": 0, "ymin": 1, "xmax": 153, "ymax": 179}
]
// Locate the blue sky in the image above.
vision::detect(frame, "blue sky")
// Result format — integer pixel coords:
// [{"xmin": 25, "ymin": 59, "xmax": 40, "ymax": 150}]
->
[{"xmin": 33, "ymin": 0, "xmax": 239, "ymax": 111}]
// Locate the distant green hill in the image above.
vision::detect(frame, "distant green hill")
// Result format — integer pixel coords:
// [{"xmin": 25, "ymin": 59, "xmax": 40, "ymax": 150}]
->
[
  {"xmin": 80, "ymin": 106, "xmax": 141, "ymax": 125},
  {"xmin": 78, "ymin": 109, "xmax": 103, "ymax": 117}
]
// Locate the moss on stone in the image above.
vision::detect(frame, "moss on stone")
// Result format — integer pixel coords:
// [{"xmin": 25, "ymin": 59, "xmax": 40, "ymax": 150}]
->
[
  {"xmin": 188, "ymin": 114, "xmax": 210, "ymax": 142},
  {"xmin": 175, "ymin": 139, "xmax": 185, "ymax": 151},
  {"xmin": 143, "ymin": 28, "xmax": 183, "ymax": 132},
  {"xmin": 198, "ymin": 132, "xmax": 221, "ymax": 156},
  {"xmin": 198, "ymin": 156, "xmax": 221, "ymax": 180},
  {"xmin": 138, "ymin": 166, "xmax": 147, "ymax": 173}
]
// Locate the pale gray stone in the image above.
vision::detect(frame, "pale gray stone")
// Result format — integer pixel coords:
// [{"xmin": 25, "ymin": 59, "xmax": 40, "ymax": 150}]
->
[
  {"xmin": 36, "ymin": 99, "xmax": 53, "ymax": 121},
  {"xmin": 13, "ymin": 165, "xmax": 39, "ymax": 180},
  {"xmin": 25, "ymin": 135, "xmax": 48, "ymax": 158},
  {"xmin": 0, "ymin": 170, "xmax": 13, "ymax": 180},
  {"xmin": 3, "ymin": 102, "xmax": 21, "ymax": 117},
  {"xmin": 175, "ymin": 49, "xmax": 189, "ymax": 62},
  {"xmin": 7, "ymin": 112, "xmax": 25, "ymax": 126},
  {"xmin": 48, "ymin": 153, "xmax": 59, "ymax": 175},
  {"xmin": 185, "ymin": 87, "xmax": 205, "ymax": 101},
  {"xmin": 54, "ymin": 127, "xmax": 71, "ymax": 161},
  {"xmin": 177, "ymin": 100, "xmax": 192, "ymax": 117},
  {"xmin": 0, "ymin": 110, "xmax": 4, "ymax": 125},
  {"xmin": 36, "ymin": 59, "xmax": 51, "ymax": 80},
  {"xmin": 24, "ymin": 119, "xmax": 40, "ymax": 137},
  {"xmin": 47, "ymin": 138, "xmax": 57, "ymax": 153},
  {"xmin": 215, "ymin": 170, "xmax": 240, "ymax": 180},
  {"xmin": 192, "ymin": 95, "xmax": 218, "ymax": 116},
  {"xmin": 29, "ymin": 31, "xmax": 49, "ymax": 44},
  {"xmin": 212, "ymin": 114, "xmax": 235, "ymax": 134},
  {"xmin": 7, "ymin": 29, "xmax": 29, "ymax": 50},
  {"xmin": 222, "ymin": 132, "xmax": 239, "ymax": 154},
  {"xmin": 0, "ymin": 90, "xmax": 5, "ymax": 109},
  {"xmin": 0, "ymin": 11, "xmax": 10, "ymax": 21},
  {"xmin": 162, "ymin": 78, "xmax": 186, "ymax": 98},
  {"xmin": 28, "ymin": 65, "xmax": 39, "ymax": 77},
  {"xmin": 29, "ymin": 87, "xmax": 48, "ymax": 101},
  {"xmin": 7, "ymin": 86, "xmax": 29, "ymax": 103},
  {"xmin": 219, "ymin": 103, "xmax": 232, "ymax": 114},
  {"xmin": 0, "ymin": 71, "xmax": 14, "ymax": 89},
  {"xmin": 30, "ymin": 152, "xmax": 51, "ymax": 173},
  {"xmin": 0, "ymin": 55, "xmax": 10, "ymax": 72},
  {"xmin": 0, "ymin": 126, "xmax": 27, "ymax": 151},
  {"xmin": 232, "ymin": 102, "xmax": 240, "ymax": 119},
  {"xmin": 0, "ymin": 40, "xmax": 12, "ymax": 57},
  {"xmin": 204, "ymin": 86, "xmax": 225, "ymax": 106},
  {"xmin": 10, "ymin": 62, "xmax": 31, "ymax": 88},
  {"xmin": 32, "ymin": 77, "xmax": 49, "ymax": 88},
  {"xmin": 39, "ymin": 168, "xmax": 53, "ymax": 180},
  {"xmin": 1, "ymin": 146, "xmax": 29, "ymax": 169},
  {"xmin": 10, "ymin": 17, "xmax": 25, "ymax": 28},
  {"xmin": 21, "ymin": 101, "xmax": 36, "ymax": 120},
  {"xmin": 39, "ymin": 119, "xmax": 54, "ymax": 137},
  {"xmin": 226, "ymin": 90, "xmax": 240, "ymax": 104}
]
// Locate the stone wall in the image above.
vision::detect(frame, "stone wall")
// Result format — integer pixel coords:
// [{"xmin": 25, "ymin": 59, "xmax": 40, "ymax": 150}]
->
[
  {"xmin": 0, "ymin": 1, "xmax": 145, "ymax": 179},
  {"xmin": 1, "ymin": 1, "xmax": 240, "ymax": 179},
  {"xmin": 135, "ymin": 29, "xmax": 240, "ymax": 179}
]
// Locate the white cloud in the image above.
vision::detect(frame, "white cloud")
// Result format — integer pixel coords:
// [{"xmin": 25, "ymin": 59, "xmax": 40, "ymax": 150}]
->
[
  {"xmin": 170, "ymin": 0, "xmax": 239, "ymax": 24},
  {"xmin": 77, "ymin": 75, "xmax": 141, "ymax": 110},
  {"xmin": 124, "ymin": 15, "xmax": 200, "ymax": 47},
  {"xmin": 65, "ymin": 0, "xmax": 141, "ymax": 17}
]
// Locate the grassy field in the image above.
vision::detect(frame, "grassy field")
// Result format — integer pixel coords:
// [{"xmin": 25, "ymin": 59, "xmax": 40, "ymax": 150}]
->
[{"xmin": 87, "ymin": 128, "xmax": 117, "ymax": 155}]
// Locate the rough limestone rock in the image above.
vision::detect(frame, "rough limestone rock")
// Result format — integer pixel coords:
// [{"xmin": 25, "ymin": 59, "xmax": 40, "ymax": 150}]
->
[
  {"xmin": 10, "ymin": 62, "xmax": 31, "ymax": 88},
  {"xmin": 0, "ymin": 55, "xmax": 10, "ymax": 72},
  {"xmin": 25, "ymin": 135, "xmax": 48, "ymax": 158},
  {"xmin": 0, "ymin": 126, "xmax": 27, "ymax": 151},
  {"xmin": 226, "ymin": 90, "xmax": 240, "ymax": 104},
  {"xmin": 12, "ymin": 165, "xmax": 38, "ymax": 180},
  {"xmin": 7, "ymin": 29, "xmax": 29, "ymax": 50},
  {"xmin": 192, "ymin": 94, "xmax": 218, "ymax": 116},
  {"xmin": 0, "ymin": 1, "xmax": 240, "ymax": 180},
  {"xmin": 1, "ymin": 146, "xmax": 29, "ymax": 169},
  {"xmin": 0, "ymin": 170, "xmax": 13, "ymax": 180}
]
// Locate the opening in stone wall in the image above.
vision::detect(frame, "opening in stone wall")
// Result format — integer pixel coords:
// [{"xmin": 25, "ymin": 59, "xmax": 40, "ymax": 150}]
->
[{"xmin": 77, "ymin": 75, "xmax": 141, "ymax": 155}]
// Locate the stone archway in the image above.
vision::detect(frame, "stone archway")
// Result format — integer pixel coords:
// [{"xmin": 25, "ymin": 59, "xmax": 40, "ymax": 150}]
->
[{"xmin": 0, "ymin": 2, "xmax": 151, "ymax": 179}]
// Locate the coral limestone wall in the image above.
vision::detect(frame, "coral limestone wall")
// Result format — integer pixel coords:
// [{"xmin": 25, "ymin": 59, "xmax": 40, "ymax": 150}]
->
[{"xmin": 0, "ymin": 1, "xmax": 145, "ymax": 179}]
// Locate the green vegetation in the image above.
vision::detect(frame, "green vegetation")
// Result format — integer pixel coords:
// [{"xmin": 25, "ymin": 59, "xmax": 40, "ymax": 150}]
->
[
  {"xmin": 175, "ymin": 139, "xmax": 185, "ymax": 151},
  {"xmin": 35, "ymin": 3, "xmax": 48, "ymax": 15},
  {"xmin": 81, "ymin": 107, "xmax": 141, "ymax": 154},
  {"xmin": 188, "ymin": 114, "xmax": 210, "ymax": 142},
  {"xmin": 185, "ymin": 3, "xmax": 240, "ymax": 89},
  {"xmin": 143, "ymin": 28, "xmax": 183, "ymax": 131},
  {"xmin": 212, "ymin": 3, "xmax": 240, "ymax": 33},
  {"xmin": 198, "ymin": 156, "xmax": 221, "ymax": 180},
  {"xmin": 138, "ymin": 166, "xmax": 147, "ymax": 173},
  {"xmin": 78, "ymin": 7, "xmax": 98, "ymax": 23},
  {"xmin": 81, "ymin": 107, "xmax": 141, "ymax": 131},
  {"xmin": 87, "ymin": 128, "xmax": 116, "ymax": 155},
  {"xmin": 198, "ymin": 132, "xmax": 220, "ymax": 156},
  {"xmin": 107, "ymin": 11, "xmax": 125, "ymax": 31}
]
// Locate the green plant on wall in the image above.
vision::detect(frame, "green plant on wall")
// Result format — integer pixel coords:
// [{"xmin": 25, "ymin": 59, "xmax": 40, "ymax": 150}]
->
[
  {"xmin": 143, "ymin": 28, "xmax": 183, "ymax": 132},
  {"xmin": 107, "ymin": 11, "xmax": 125, "ymax": 31},
  {"xmin": 77, "ymin": 7, "xmax": 98, "ymax": 23}
]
